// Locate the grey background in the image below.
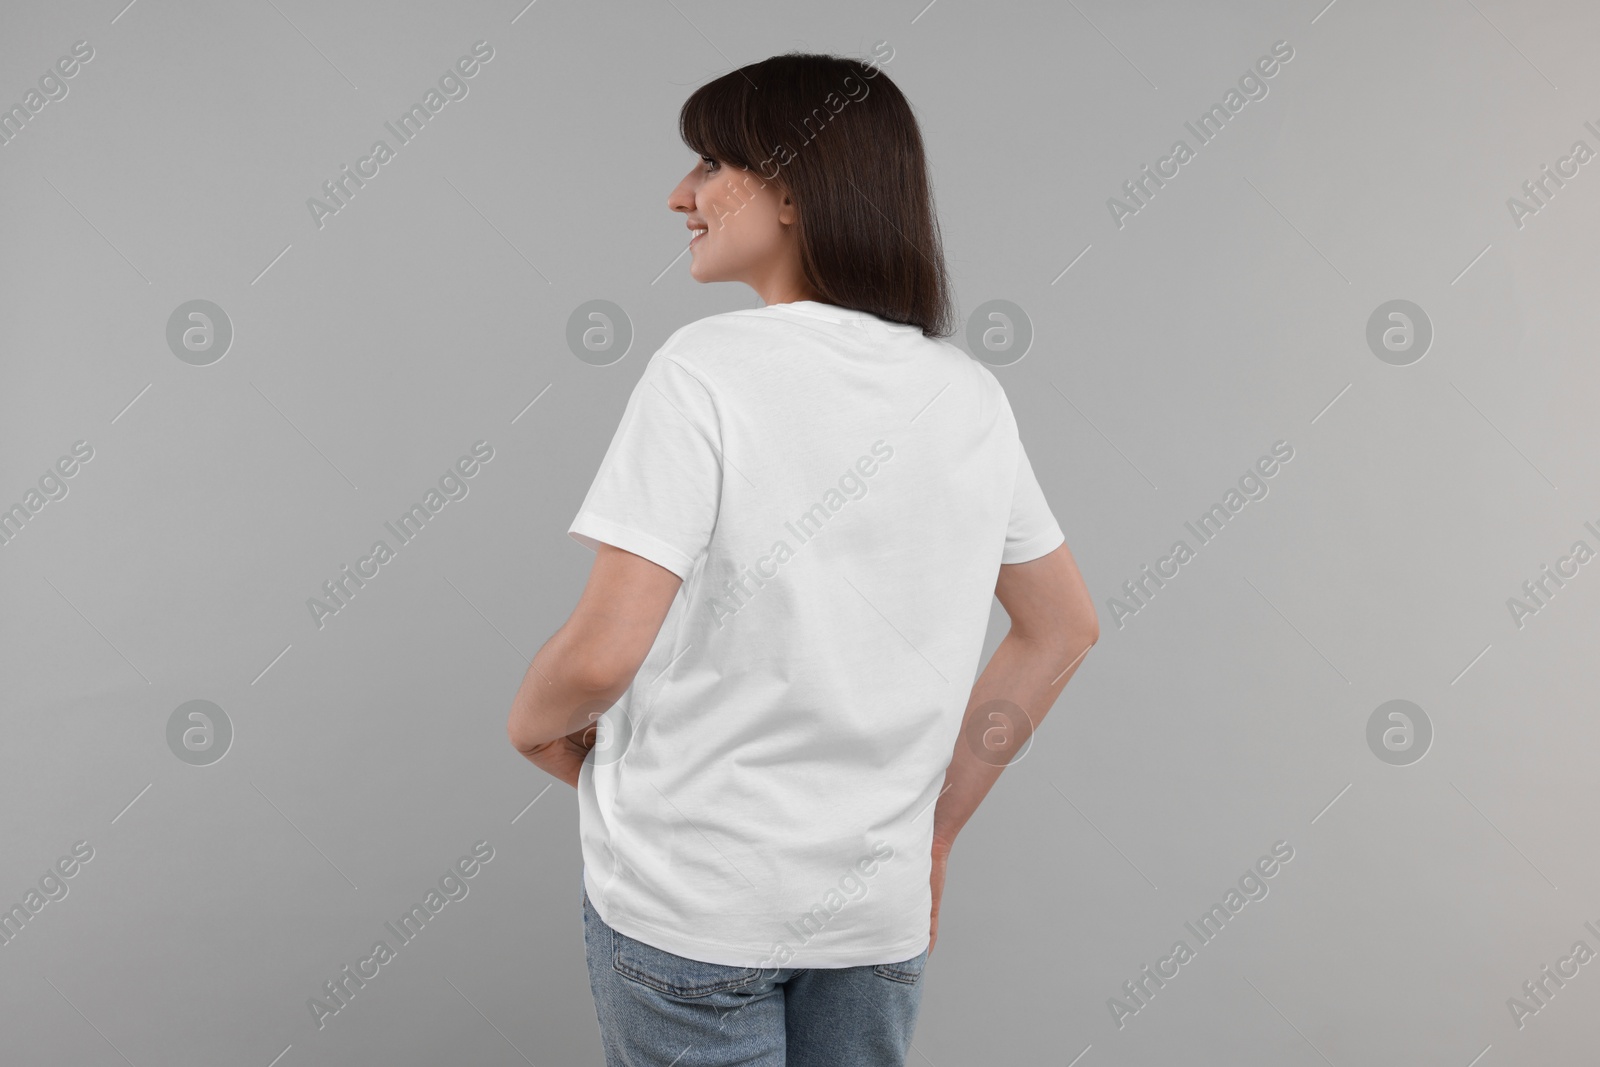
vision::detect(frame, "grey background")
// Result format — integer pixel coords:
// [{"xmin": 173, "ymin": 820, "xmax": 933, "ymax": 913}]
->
[{"xmin": 3, "ymin": 0, "xmax": 1596, "ymax": 1063}]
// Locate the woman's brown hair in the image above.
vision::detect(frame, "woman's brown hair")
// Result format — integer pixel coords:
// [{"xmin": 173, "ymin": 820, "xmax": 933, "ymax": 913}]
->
[{"xmin": 679, "ymin": 51, "xmax": 956, "ymax": 338}]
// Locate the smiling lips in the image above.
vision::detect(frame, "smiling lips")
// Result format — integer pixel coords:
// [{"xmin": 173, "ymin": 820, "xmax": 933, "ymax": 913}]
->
[{"xmin": 688, "ymin": 224, "xmax": 708, "ymax": 246}]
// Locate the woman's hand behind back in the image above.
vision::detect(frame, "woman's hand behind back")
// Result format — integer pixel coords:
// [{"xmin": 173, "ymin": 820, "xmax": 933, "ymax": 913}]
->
[{"xmin": 929, "ymin": 835, "xmax": 953, "ymax": 955}]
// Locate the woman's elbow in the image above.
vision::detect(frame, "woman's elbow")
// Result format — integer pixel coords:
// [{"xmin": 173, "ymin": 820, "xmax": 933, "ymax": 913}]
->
[
  {"xmin": 1078, "ymin": 602, "xmax": 1101, "ymax": 647},
  {"xmin": 506, "ymin": 708, "xmax": 541, "ymax": 756}
]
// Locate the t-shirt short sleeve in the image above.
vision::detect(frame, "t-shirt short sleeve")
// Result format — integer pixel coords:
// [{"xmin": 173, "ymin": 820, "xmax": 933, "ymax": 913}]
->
[
  {"xmin": 1003, "ymin": 434, "xmax": 1066, "ymax": 565},
  {"xmin": 568, "ymin": 353, "xmax": 722, "ymax": 580}
]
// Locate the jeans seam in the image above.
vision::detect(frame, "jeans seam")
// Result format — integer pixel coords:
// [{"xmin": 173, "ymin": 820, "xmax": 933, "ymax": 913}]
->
[
  {"xmin": 611, "ymin": 956, "xmax": 760, "ymax": 998},
  {"xmin": 872, "ymin": 965, "xmax": 922, "ymax": 984},
  {"xmin": 609, "ymin": 928, "xmax": 760, "ymax": 998}
]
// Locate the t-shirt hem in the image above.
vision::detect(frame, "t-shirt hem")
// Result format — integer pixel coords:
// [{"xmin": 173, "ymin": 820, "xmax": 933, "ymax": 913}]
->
[
  {"xmin": 589, "ymin": 892, "xmax": 930, "ymax": 970},
  {"xmin": 1001, "ymin": 526, "xmax": 1066, "ymax": 565},
  {"xmin": 569, "ymin": 512, "xmax": 696, "ymax": 580}
]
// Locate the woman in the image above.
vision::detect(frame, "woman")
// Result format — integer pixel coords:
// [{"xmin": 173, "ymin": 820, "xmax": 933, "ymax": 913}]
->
[{"xmin": 506, "ymin": 51, "xmax": 1098, "ymax": 1066}]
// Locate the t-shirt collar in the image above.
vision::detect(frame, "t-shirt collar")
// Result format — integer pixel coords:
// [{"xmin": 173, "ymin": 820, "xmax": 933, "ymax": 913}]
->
[{"xmin": 762, "ymin": 300, "xmax": 918, "ymax": 331}]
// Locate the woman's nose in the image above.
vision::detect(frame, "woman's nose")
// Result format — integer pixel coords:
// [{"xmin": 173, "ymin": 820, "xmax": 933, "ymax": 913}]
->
[{"xmin": 668, "ymin": 173, "xmax": 695, "ymax": 213}]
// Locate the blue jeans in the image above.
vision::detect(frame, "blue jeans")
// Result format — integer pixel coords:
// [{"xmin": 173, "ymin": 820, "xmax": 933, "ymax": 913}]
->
[{"xmin": 582, "ymin": 885, "xmax": 927, "ymax": 1066}]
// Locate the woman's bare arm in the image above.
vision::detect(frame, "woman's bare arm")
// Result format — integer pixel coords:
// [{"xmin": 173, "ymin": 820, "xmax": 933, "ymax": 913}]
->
[
  {"xmin": 929, "ymin": 542, "xmax": 1098, "ymax": 951},
  {"xmin": 519, "ymin": 723, "xmax": 599, "ymax": 789}
]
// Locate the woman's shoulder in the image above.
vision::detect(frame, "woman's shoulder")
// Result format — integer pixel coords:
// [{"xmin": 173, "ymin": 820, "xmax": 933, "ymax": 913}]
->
[
  {"xmin": 653, "ymin": 305, "xmax": 993, "ymax": 401},
  {"xmin": 664, "ymin": 303, "xmax": 844, "ymax": 347}
]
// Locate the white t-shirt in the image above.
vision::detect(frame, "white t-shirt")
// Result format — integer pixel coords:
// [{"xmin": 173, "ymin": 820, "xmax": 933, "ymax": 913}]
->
[{"xmin": 568, "ymin": 299, "xmax": 1065, "ymax": 969}]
